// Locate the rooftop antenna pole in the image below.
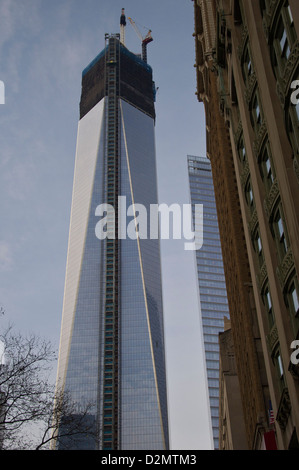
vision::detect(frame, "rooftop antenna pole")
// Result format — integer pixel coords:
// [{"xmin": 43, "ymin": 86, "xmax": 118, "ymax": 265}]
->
[{"xmin": 120, "ymin": 8, "xmax": 126, "ymax": 45}]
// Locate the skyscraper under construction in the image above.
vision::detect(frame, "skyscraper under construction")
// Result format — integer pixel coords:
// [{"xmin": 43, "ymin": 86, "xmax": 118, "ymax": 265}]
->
[{"xmin": 54, "ymin": 11, "xmax": 169, "ymax": 450}]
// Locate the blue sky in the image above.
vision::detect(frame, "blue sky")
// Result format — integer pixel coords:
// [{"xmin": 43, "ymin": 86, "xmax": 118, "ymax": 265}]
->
[{"xmin": 0, "ymin": 0, "xmax": 212, "ymax": 449}]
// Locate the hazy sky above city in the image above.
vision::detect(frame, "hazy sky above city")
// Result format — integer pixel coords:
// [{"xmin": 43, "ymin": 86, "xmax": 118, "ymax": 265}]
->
[{"xmin": 0, "ymin": 0, "xmax": 212, "ymax": 449}]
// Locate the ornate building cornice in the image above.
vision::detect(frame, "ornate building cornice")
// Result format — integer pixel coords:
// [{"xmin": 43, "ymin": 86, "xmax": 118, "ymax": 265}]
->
[
  {"xmin": 276, "ymin": 248, "xmax": 295, "ymax": 289},
  {"xmin": 263, "ymin": 179, "xmax": 280, "ymax": 219},
  {"xmin": 276, "ymin": 387, "xmax": 291, "ymax": 430},
  {"xmin": 266, "ymin": 324, "xmax": 279, "ymax": 356}
]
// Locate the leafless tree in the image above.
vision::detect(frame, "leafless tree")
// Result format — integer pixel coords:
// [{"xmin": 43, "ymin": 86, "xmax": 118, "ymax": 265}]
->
[{"xmin": 0, "ymin": 324, "xmax": 95, "ymax": 450}]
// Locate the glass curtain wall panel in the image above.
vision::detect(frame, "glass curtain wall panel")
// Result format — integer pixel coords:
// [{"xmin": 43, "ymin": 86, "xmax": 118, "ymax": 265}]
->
[{"xmin": 188, "ymin": 155, "xmax": 229, "ymax": 450}]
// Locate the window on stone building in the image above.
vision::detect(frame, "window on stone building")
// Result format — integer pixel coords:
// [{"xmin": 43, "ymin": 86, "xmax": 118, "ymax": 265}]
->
[
  {"xmin": 258, "ymin": 142, "xmax": 275, "ymax": 191},
  {"xmin": 238, "ymin": 134, "xmax": 246, "ymax": 163},
  {"xmin": 263, "ymin": 285, "xmax": 275, "ymax": 329},
  {"xmin": 234, "ymin": 0, "xmax": 243, "ymax": 25},
  {"xmin": 253, "ymin": 228, "xmax": 264, "ymax": 267},
  {"xmin": 275, "ymin": 350, "xmax": 285, "ymax": 391},
  {"xmin": 284, "ymin": 276, "xmax": 299, "ymax": 335},
  {"xmin": 272, "ymin": 2, "xmax": 296, "ymax": 77},
  {"xmin": 272, "ymin": 346, "xmax": 286, "ymax": 394},
  {"xmin": 251, "ymin": 91, "xmax": 263, "ymax": 132},
  {"xmin": 291, "ymin": 283, "xmax": 299, "ymax": 316},
  {"xmin": 278, "ymin": 18, "xmax": 291, "ymax": 59},
  {"xmin": 287, "ymin": 3, "xmax": 294, "ymax": 25},
  {"xmin": 242, "ymin": 45, "xmax": 253, "ymax": 83},
  {"xmin": 253, "ymin": 95, "xmax": 261, "ymax": 126},
  {"xmin": 271, "ymin": 205, "xmax": 289, "ymax": 260},
  {"xmin": 245, "ymin": 177, "xmax": 254, "ymax": 210}
]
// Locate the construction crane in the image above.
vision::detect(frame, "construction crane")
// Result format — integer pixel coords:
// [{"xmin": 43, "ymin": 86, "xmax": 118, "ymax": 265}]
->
[{"xmin": 127, "ymin": 16, "xmax": 153, "ymax": 63}]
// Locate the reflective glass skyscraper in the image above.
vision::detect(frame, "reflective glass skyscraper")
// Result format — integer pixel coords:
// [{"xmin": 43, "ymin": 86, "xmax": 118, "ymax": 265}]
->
[
  {"xmin": 188, "ymin": 156, "xmax": 229, "ymax": 450},
  {"xmin": 54, "ymin": 28, "xmax": 169, "ymax": 450}
]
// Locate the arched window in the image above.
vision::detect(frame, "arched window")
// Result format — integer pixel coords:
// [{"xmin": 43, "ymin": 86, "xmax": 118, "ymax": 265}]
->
[
  {"xmin": 258, "ymin": 141, "xmax": 275, "ymax": 192},
  {"xmin": 262, "ymin": 284, "xmax": 275, "ymax": 329},
  {"xmin": 271, "ymin": 204, "xmax": 289, "ymax": 260},
  {"xmin": 270, "ymin": 1, "xmax": 296, "ymax": 79}
]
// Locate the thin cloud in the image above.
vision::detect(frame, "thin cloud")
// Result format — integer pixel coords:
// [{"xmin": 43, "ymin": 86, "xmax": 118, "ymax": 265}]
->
[{"xmin": 0, "ymin": 241, "xmax": 13, "ymax": 271}]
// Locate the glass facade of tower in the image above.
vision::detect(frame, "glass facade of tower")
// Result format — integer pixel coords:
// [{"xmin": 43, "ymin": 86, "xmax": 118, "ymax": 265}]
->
[
  {"xmin": 188, "ymin": 155, "xmax": 229, "ymax": 450},
  {"xmin": 54, "ymin": 35, "xmax": 168, "ymax": 450}
]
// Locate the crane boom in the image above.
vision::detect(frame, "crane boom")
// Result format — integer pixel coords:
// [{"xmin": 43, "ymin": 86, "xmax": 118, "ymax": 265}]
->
[{"xmin": 128, "ymin": 17, "xmax": 143, "ymax": 41}]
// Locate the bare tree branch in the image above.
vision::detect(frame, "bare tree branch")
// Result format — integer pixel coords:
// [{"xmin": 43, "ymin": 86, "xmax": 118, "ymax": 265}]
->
[{"xmin": 0, "ymin": 322, "xmax": 95, "ymax": 450}]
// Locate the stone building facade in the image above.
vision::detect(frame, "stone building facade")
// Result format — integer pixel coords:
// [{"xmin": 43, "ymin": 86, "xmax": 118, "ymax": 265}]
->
[
  {"xmin": 218, "ymin": 318, "xmax": 248, "ymax": 450},
  {"xmin": 192, "ymin": 0, "xmax": 299, "ymax": 450}
]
